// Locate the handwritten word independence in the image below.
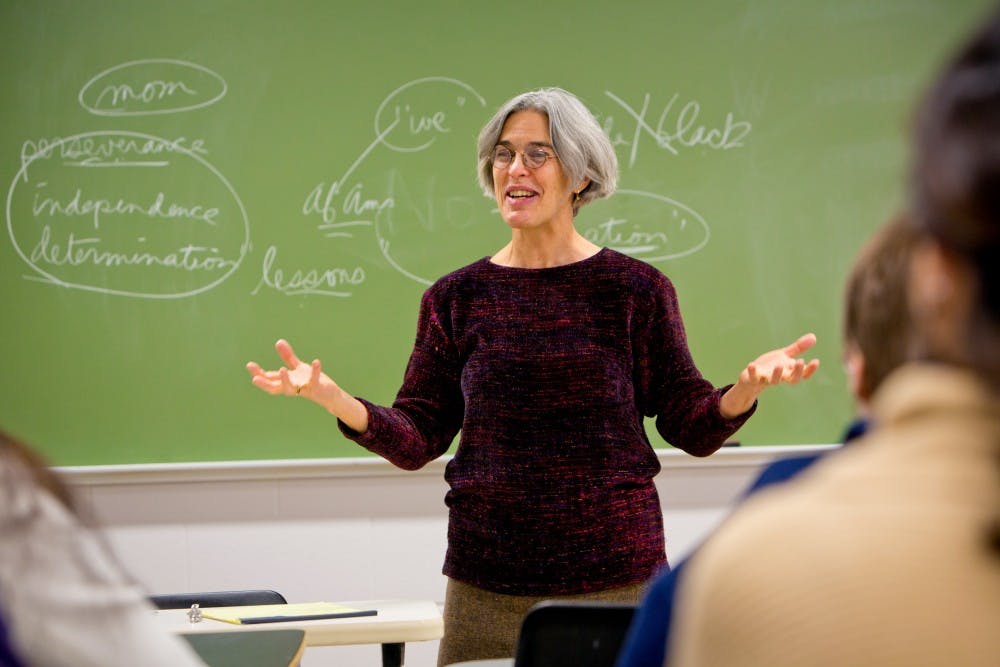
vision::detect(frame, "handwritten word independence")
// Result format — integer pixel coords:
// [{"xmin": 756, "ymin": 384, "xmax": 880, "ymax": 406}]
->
[{"xmin": 32, "ymin": 187, "xmax": 219, "ymax": 229}]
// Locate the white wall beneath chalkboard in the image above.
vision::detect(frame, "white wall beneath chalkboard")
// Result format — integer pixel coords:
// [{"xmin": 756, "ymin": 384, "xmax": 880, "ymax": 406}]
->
[{"xmin": 62, "ymin": 445, "xmax": 834, "ymax": 667}]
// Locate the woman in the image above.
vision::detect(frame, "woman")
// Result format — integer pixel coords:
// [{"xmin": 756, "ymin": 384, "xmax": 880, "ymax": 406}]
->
[
  {"xmin": 0, "ymin": 429, "xmax": 207, "ymax": 666},
  {"xmin": 247, "ymin": 87, "xmax": 819, "ymax": 665},
  {"xmin": 668, "ymin": 12, "xmax": 1000, "ymax": 667}
]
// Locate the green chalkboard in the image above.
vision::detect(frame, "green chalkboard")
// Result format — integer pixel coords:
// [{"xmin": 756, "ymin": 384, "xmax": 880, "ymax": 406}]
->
[{"xmin": 1, "ymin": 0, "xmax": 992, "ymax": 465}]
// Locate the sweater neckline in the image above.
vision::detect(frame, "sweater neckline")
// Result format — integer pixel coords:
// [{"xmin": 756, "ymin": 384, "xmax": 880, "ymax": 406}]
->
[{"xmin": 483, "ymin": 247, "xmax": 610, "ymax": 273}]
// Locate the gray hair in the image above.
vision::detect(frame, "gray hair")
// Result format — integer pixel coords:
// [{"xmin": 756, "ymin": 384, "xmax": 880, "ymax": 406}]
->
[{"xmin": 476, "ymin": 87, "xmax": 618, "ymax": 215}]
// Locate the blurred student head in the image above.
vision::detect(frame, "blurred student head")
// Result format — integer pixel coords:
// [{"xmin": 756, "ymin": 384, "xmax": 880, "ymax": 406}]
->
[
  {"xmin": 0, "ymin": 429, "xmax": 208, "ymax": 666},
  {"xmin": 909, "ymin": 7, "xmax": 1000, "ymax": 388},
  {"xmin": 909, "ymin": 6, "xmax": 1000, "ymax": 556},
  {"xmin": 0, "ymin": 429, "xmax": 79, "ymax": 518},
  {"xmin": 842, "ymin": 214, "xmax": 922, "ymax": 408}
]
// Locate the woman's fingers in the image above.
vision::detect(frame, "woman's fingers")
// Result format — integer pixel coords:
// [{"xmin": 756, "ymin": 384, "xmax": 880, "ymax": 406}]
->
[
  {"xmin": 279, "ymin": 367, "xmax": 299, "ymax": 394},
  {"xmin": 784, "ymin": 332, "xmax": 817, "ymax": 356},
  {"xmin": 249, "ymin": 343, "xmax": 330, "ymax": 400},
  {"xmin": 249, "ymin": 371, "xmax": 283, "ymax": 395},
  {"xmin": 785, "ymin": 359, "xmax": 805, "ymax": 384},
  {"xmin": 275, "ymin": 339, "xmax": 304, "ymax": 370},
  {"xmin": 770, "ymin": 364, "xmax": 783, "ymax": 384}
]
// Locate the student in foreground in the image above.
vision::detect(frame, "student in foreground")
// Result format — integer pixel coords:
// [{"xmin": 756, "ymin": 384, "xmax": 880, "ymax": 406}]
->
[
  {"xmin": 0, "ymin": 429, "xmax": 206, "ymax": 667},
  {"xmin": 614, "ymin": 214, "xmax": 921, "ymax": 667},
  {"xmin": 667, "ymin": 10, "xmax": 1000, "ymax": 667}
]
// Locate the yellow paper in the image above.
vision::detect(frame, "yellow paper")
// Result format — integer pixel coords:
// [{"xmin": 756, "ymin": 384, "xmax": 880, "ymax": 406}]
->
[{"xmin": 201, "ymin": 601, "xmax": 361, "ymax": 625}]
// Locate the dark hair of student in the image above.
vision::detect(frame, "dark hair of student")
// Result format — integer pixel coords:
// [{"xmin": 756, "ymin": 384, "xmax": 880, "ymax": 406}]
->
[
  {"xmin": 842, "ymin": 214, "xmax": 921, "ymax": 400},
  {"xmin": 910, "ymin": 7, "xmax": 1000, "ymax": 554}
]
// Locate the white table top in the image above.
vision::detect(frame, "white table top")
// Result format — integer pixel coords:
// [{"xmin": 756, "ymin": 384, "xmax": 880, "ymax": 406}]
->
[{"xmin": 154, "ymin": 599, "xmax": 443, "ymax": 647}]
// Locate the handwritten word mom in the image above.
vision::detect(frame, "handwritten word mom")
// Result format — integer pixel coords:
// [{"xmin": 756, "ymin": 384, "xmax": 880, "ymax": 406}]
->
[
  {"xmin": 33, "ymin": 188, "xmax": 219, "ymax": 229},
  {"xmin": 601, "ymin": 91, "xmax": 752, "ymax": 167},
  {"xmin": 94, "ymin": 79, "xmax": 197, "ymax": 109}
]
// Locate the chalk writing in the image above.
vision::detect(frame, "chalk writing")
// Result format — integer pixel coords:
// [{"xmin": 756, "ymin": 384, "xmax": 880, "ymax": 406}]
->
[
  {"xmin": 374, "ymin": 77, "xmax": 486, "ymax": 152},
  {"xmin": 19, "ymin": 135, "xmax": 208, "ymax": 182},
  {"xmin": 600, "ymin": 91, "xmax": 752, "ymax": 167},
  {"xmin": 301, "ymin": 111, "xmax": 402, "ymax": 231},
  {"xmin": 579, "ymin": 189, "xmax": 709, "ymax": 262},
  {"xmin": 8, "ymin": 130, "xmax": 248, "ymax": 299},
  {"xmin": 78, "ymin": 59, "xmax": 227, "ymax": 116},
  {"xmin": 586, "ymin": 218, "xmax": 669, "ymax": 253},
  {"xmin": 300, "ymin": 76, "xmax": 489, "ymax": 291},
  {"xmin": 251, "ymin": 245, "xmax": 366, "ymax": 297},
  {"xmin": 32, "ymin": 186, "xmax": 219, "ymax": 229},
  {"xmin": 30, "ymin": 225, "xmax": 235, "ymax": 272},
  {"xmin": 304, "ymin": 181, "xmax": 393, "ymax": 237},
  {"xmin": 95, "ymin": 79, "xmax": 197, "ymax": 108}
]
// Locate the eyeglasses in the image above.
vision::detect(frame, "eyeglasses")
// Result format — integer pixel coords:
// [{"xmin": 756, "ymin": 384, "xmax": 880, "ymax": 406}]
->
[{"xmin": 491, "ymin": 145, "xmax": 558, "ymax": 170}]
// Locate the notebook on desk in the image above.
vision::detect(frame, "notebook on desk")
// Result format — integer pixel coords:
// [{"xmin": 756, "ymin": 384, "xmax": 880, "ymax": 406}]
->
[{"xmin": 201, "ymin": 601, "xmax": 378, "ymax": 625}]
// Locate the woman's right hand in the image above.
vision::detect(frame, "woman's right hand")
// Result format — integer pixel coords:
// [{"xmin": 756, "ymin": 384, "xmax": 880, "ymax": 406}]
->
[{"xmin": 246, "ymin": 339, "xmax": 369, "ymax": 432}]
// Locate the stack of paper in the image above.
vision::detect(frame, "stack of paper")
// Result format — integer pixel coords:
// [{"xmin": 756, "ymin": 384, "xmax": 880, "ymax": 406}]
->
[{"xmin": 201, "ymin": 602, "xmax": 378, "ymax": 625}]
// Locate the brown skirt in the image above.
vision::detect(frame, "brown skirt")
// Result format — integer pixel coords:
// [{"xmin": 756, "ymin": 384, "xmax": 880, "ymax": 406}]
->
[{"xmin": 437, "ymin": 578, "xmax": 646, "ymax": 667}]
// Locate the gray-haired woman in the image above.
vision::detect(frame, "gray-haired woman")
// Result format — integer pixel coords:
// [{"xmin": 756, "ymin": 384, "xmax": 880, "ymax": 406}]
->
[{"xmin": 248, "ymin": 87, "xmax": 818, "ymax": 665}]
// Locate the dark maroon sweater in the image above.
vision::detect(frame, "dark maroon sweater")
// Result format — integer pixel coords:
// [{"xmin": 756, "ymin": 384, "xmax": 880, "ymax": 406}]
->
[{"xmin": 340, "ymin": 248, "xmax": 752, "ymax": 595}]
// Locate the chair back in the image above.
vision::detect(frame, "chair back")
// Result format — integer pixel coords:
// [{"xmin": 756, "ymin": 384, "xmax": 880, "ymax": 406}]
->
[
  {"xmin": 513, "ymin": 600, "xmax": 636, "ymax": 667},
  {"xmin": 150, "ymin": 589, "xmax": 287, "ymax": 610},
  {"xmin": 181, "ymin": 629, "xmax": 305, "ymax": 667}
]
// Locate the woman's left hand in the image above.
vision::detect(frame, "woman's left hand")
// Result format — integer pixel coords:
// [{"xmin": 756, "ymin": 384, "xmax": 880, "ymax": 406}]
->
[{"xmin": 719, "ymin": 333, "xmax": 820, "ymax": 418}]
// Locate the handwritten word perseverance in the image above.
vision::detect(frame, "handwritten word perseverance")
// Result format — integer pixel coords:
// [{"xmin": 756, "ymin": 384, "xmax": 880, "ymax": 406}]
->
[
  {"xmin": 252, "ymin": 245, "xmax": 366, "ymax": 297},
  {"xmin": 32, "ymin": 187, "xmax": 219, "ymax": 229},
  {"xmin": 601, "ymin": 91, "xmax": 752, "ymax": 167},
  {"xmin": 19, "ymin": 135, "xmax": 208, "ymax": 179}
]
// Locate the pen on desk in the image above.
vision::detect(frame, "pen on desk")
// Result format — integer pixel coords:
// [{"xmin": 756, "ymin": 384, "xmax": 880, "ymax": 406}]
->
[{"xmin": 239, "ymin": 609, "xmax": 378, "ymax": 624}]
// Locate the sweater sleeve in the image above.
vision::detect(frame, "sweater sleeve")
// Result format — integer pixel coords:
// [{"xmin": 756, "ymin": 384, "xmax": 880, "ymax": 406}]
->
[
  {"xmin": 338, "ymin": 283, "xmax": 464, "ymax": 470},
  {"xmin": 634, "ymin": 273, "xmax": 754, "ymax": 456}
]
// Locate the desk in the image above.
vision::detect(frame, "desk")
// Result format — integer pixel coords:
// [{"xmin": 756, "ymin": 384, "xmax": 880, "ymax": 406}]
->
[{"xmin": 157, "ymin": 599, "xmax": 442, "ymax": 667}]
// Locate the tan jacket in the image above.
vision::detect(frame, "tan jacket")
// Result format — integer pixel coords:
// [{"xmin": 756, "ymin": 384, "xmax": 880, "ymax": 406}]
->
[{"xmin": 670, "ymin": 364, "xmax": 1000, "ymax": 667}]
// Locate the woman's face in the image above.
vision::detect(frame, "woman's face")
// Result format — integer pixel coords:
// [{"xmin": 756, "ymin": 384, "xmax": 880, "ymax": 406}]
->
[{"xmin": 492, "ymin": 110, "xmax": 578, "ymax": 231}]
